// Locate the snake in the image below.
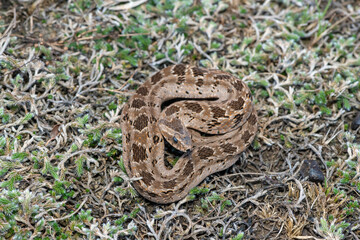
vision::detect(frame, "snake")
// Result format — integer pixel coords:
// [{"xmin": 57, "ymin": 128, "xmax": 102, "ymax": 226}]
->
[{"xmin": 120, "ymin": 64, "xmax": 257, "ymax": 203}]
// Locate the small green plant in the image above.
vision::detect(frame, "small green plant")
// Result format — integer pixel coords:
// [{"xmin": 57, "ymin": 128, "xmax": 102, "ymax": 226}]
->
[
  {"xmin": 52, "ymin": 180, "xmax": 74, "ymax": 200},
  {"xmin": 0, "ymin": 107, "xmax": 10, "ymax": 124},
  {"xmin": 76, "ymin": 114, "xmax": 89, "ymax": 128},
  {"xmin": 38, "ymin": 45, "xmax": 52, "ymax": 60},
  {"xmin": 187, "ymin": 186, "xmax": 210, "ymax": 201},
  {"xmin": 196, "ymin": 192, "xmax": 232, "ymax": 212},
  {"xmin": 232, "ymin": 232, "xmax": 244, "ymax": 240},
  {"xmin": 316, "ymin": 217, "xmax": 349, "ymax": 240},
  {"xmin": 20, "ymin": 113, "xmax": 34, "ymax": 124},
  {"xmin": 316, "ymin": 0, "xmax": 332, "ymax": 37},
  {"xmin": 0, "ymin": 172, "xmax": 22, "ymax": 190},
  {"xmin": 41, "ymin": 158, "xmax": 59, "ymax": 180},
  {"xmin": 75, "ymin": 156, "xmax": 85, "ymax": 176},
  {"xmin": 0, "ymin": 190, "xmax": 21, "ymax": 236}
]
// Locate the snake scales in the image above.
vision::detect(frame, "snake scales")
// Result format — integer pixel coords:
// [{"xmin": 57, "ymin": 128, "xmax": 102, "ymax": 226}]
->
[{"xmin": 121, "ymin": 64, "xmax": 257, "ymax": 203}]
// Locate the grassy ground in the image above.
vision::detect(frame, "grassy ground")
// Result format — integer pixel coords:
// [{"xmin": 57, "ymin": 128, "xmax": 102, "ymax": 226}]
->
[{"xmin": 0, "ymin": 0, "xmax": 360, "ymax": 239}]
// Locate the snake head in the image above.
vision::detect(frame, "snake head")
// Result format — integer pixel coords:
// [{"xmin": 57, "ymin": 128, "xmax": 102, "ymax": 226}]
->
[{"xmin": 158, "ymin": 118, "xmax": 192, "ymax": 152}]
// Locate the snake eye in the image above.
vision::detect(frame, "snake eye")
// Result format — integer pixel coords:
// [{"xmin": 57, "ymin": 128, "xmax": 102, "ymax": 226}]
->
[{"xmin": 173, "ymin": 136, "xmax": 178, "ymax": 143}]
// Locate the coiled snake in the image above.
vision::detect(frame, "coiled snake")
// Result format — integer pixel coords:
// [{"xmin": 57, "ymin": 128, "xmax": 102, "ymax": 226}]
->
[{"xmin": 121, "ymin": 64, "xmax": 257, "ymax": 203}]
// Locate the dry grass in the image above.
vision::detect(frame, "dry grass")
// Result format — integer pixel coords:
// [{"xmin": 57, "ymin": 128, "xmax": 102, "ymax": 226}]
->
[{"xmin": 0, "ymin": 0, "xmax": 360, "ymax": 239}]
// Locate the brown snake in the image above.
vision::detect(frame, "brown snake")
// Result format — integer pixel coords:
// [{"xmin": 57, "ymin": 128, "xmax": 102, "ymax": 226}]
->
[{"xmin": 121, "ymin": 64, "xmax": 257, "ymax": 203}]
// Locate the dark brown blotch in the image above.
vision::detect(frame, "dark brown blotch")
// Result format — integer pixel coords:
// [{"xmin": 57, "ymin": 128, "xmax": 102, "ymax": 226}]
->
[
  {"xmin": 163, "ymin": 179, "xmax": 177, "ymax": 189},
  {"xmin": 140, "ymin": 169, "xmax": 155, "ymax": 184},
  {"xmin": 220, "ymin": 143, "xmax": 237, "ymax": 154},
  {"xmin": 229, "ymin": 97, "xmax": 245, "ymax": 110},
  {"xmin": 131, "ymin": 98, "xmax": 146, "ymax": 109},
  {"xmin": 137, "ymin": 86, "xmax": 149, "ymax": 96},
  {"xmin": 133, "ymin": 114, "xmax": 149, "ymax": 131},
  {"xmin": 165, "ymin": 105, "xmax": 180, "ymax": 116},
  {"xmin": 211, "ymin": 106, "xmax": 226, "ymax": 118},
  {"xmin": 173, "ymin": 64, "xmax": 186, "ymax": 76},
  {"xmin": 132, "ymin": 143, "xmax": 147, "ymax": 163},
  {"xmin": 198, "ymin": 146, "xmax": 214, "ymax": 160},
  {"xmin": 183, "ymin": 159, "xmax": 194, "ymax": 175},
  {"xmin": 241, "ymin": 130, "xmax": 252, "ymax": 143},
  {"xmin": 151, "ymin": 71, "xmax": 163, "ymax": 84},
  {"xmin": 232, "ymin": 80, "xmax": 244, "ymax": 91},
  {"xmin": 192, "ymin": 67, "xmax": 206, "ymax": 77},
  {"xmin": 248, "ymin": 113, "xmax": 257, "ymax": 125},
  {"xmin": 162, "ymin": 118, "xmax": 184, "ymax": 133},
  {"xmin": 185, "ymin": 102, "xmax": 203, "ymax": 113},
  {"xmin": 214, "ymin": 74, "xmax": 231, "ymax": 80}
]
